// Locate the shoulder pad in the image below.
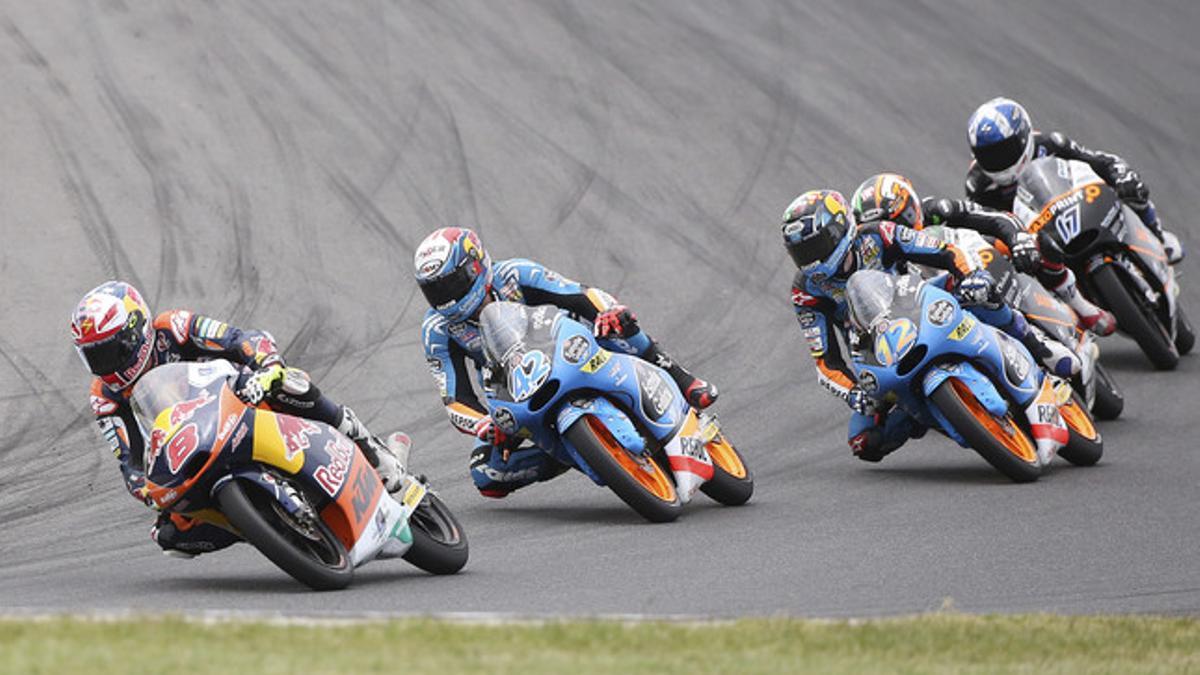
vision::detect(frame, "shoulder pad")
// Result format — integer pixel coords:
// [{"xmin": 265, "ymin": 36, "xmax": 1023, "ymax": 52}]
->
[
  {"xmin": 790, "ymin": 273, "xmax": 820, "ymax": 308},
  {"xmin": 154, "ymin": 310, "xmax": 193, "ymax": 345},
  {"xmin": 421, "ymin": 310, "xmax": 451, "ymax": 354}
]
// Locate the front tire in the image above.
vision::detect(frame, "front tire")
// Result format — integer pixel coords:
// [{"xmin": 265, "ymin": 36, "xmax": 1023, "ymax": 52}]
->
[
  {"xmin": 565, "ymin": 416, "xmax": 683, "ymax": 523},
  {"xmin": 1092, "ymin": 263, "xmax": 1178, "ymax": 370},
  {"xmin": 1056, "ymin": 392, "xmax": 1104, "ymax": 466},
  {"xmin": 215, "ymin": 479, "xmax": 353, "ymax": 591},
  {"xmin": 929, "ymin": 378, "xmax": 1041, "ymax": 483},
  {"xmin": 402, "ymin": 491, "xmax": 468, "ymax": 575},
  {"xmin": 699, "ymin": 432, "xmax": 754, "ymax": 506},
  {"xmin": 1175, "ymin": 305, "xmax": 1195, "ymax": 356}
]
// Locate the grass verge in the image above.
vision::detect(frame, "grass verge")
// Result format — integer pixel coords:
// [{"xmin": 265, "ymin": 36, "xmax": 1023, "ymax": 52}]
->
[{"xmin": 2, "ymin": 613, "xmax": 1198, "ymax": 674}]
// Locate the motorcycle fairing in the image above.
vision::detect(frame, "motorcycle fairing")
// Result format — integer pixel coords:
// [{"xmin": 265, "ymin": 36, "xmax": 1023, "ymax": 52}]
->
[{"xmin": 555, "ymin": 396, "xmax": 645, "ymax": 484}]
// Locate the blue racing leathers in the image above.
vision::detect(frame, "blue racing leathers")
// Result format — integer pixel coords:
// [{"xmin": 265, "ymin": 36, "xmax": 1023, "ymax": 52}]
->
[
  {"xmin": 790, "ymin": 222, "xmax": 977, "ymax": 460},
  {"xmin": 421, "ymin": 258, "xmax": 659, "ymax": 496}
]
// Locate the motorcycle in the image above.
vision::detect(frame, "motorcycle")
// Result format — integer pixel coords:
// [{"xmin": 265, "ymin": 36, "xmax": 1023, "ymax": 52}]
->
[
  {"xmin": 925, "ymin": 226, "xmax": 1123, "ymax": 420},
  {"xmin": 1013, "ymin": 157, "xmax": 1194, "ymax": 370},
  {"xmin": 846, "ymin": 269, "xmax": 1103, "ymax": 482},
  {"xmin": 134, "ymin": 360, "xmax": 467, "ymax": 590},
  {"xmin": 477, "ymin": 301, "xmax": 752, "ymax": 523}
]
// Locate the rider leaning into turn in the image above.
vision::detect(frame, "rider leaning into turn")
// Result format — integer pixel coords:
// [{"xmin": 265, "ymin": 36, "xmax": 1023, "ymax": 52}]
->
[
  {"xmin": 964, "ymin": 96, "xmax": 1184, "ymax": 280},
  {"xmin": 415, "ymin": 227, "xmax": 718, "ymax": 498},
  {"xmin": 851, "ymin": 172, "xmax": 1118, "ymax": 336},
  {"xmin": 71, "ymin": 281, "xmax": 408, "ymax": 558},
  {"xmin": 783, "ymin": 189, "xmax": 1078, "ymax": 463}
]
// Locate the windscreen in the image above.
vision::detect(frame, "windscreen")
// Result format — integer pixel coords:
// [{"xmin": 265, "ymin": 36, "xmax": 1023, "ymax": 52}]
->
[
  {"xmin": 130, "ymin": 362, "xmax": 195, "ymax": 437},
  {"xmin": 480, "ymin": 301, "xmax": 530, "ymax": 365},
  {"xmin": 1018, "ymin": 158, "xmax": 1075, "ymax": 212},
  {"xmin": 846, "ymin": 270, "xmax": 896, "ymax": 333}
]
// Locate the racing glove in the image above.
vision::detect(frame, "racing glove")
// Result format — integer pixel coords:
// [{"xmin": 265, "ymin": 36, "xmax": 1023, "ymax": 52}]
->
[
  {"xmin": 1111, "ymin": 168, "xmax": 1149, "ymax": 204},
  {"xmin": 236, "ymin": 363, "xmax": 286, "ymax": 405},
  {"xmin": 1007, "ymin": 230, "xmax": 1042, "ymax": 274},
  {"xmin": 846, "ymin": 386, "xmax": 876, "ymax": 416},
  {"xmin": 955, "ymin": 269, "xmax": 999, "ymax": 309},
  {"xmin": 473, "ymin": 415, "xmax": 508, "ymax": 448},
  {"xmin": 594, "ymin": 305, "xmax": 639, "ymax": 339}
]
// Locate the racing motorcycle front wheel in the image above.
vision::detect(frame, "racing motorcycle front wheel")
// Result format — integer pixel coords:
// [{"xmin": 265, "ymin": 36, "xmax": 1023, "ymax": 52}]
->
[
  {"xmin": 402, "ymin": 491, "xmax": 469, "ymax": 575},
  {"xmin": 699, "ymin": 431, "xmax": 754, "ymax": 506},
  {"xmin": 929, "ymin": 378, "xmax": 1041, "ymax": 483},
  {"xmin": 215, "ymin": 479, "xmax": 353, "ymax": 591},
  {"xmin": 1056, "ymin": 391, "xmax": 1104, "ymax": 466},
  {"xmin": 565, "ymin": 415, "xmax": 683, "ymax": 523},
  {"xmin": 1090, "ymin": 362, "xmax": 1124, "ymax": 421},
  {"xmin": 1092, "ymin": 264, "xmax": 1178, "ymax": 370}
]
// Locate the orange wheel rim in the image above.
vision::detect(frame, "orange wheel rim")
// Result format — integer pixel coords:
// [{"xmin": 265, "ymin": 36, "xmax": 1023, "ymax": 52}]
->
[
  {"xmin": 706, "ymin": 434, "xmax": 747, "ymax": 479},
  {"xmin": 1059, "ymin": 398, "xmax": 1098, "ymax": 441},
  {"xmin": 585, "ymin": 417, "xmax": 677, "ymax": 502},
  {"xmin": 950, "ymin": 379, "xmax": 1038, "ymax": 463}
]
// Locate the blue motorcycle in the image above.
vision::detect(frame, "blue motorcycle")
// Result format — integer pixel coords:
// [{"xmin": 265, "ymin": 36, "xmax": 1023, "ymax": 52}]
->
[
  {"xmin": 846, "ymin": 270, "xmax": 1103, "ymax": 482},
  {"xmin": 478, "ymin": 301, "xmax": 752, "ymax": 522}
]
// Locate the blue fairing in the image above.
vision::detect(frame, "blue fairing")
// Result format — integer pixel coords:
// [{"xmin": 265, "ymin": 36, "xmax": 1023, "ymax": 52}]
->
[
  {"xmin": 483, "ymin": 306, "xmax": 688, "ymax": 487},
  {"xmin": 850, "ymin": 277, "xmax": 1042, "ymax": 449}
]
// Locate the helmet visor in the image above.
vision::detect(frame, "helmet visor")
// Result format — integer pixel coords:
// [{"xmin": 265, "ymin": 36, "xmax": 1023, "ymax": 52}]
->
[
  {"xmin": 973, "ymin": 134, "xmax": 1027, "ymax": 173},
  {"xmin": 786, "ymin": 219, "xmax": 847, "ymax": 269},
  {"xmin": 78, "ymin": 326, "xmax": 141, "ymax": 376},
  {"xmin": 418, "ymin": 259, "xmax": 480, "ymax": 310}
]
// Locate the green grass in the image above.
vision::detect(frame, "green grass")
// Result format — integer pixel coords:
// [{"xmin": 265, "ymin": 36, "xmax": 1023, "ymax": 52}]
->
[{"xmin": 2, "ymin": 613, "xmax": 1198, "ymax": 674}]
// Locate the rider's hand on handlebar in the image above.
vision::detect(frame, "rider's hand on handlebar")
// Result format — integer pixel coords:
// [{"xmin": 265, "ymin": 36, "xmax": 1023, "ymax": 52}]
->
[
  {"xmin": 1113, "ymin": 169, "xmax": 1149, "ymax": 204},
  {"xmin": 846, "ymin": 386, "xmax": 876, "ymax": 416},
  {"xmin": 594, "ymin": 305, "xmax": 639, "ymax": 339},
  {"xmin": 237, "ymin": 363, "xmax": 286, "ymax": 405},
  {"xmin": 956, "ymin": 269, "xmax": 997, "ymax": 308},
  {"xmin": 473, "ymin": 415, "xmax": 508, "ymax": 449},
  {"xmin": 1008, "ymin": 231, "xmax": 1041, "ymax": 274}
]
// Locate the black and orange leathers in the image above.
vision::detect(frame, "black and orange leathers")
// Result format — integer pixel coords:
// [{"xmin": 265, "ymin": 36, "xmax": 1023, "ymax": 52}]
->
[
  {"xmin": 89, "ymin": 310, "xmax": 281, "ymax": 503},
  {"xmin": 966, "ymin": 131, "xmax": 1143, "ymax": 213},
  {"xmin": 791, "ymin": 222, "xmax": 974, "ymax": 405}
]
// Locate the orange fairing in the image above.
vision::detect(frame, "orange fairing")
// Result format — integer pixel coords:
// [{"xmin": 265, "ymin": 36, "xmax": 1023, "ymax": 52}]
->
[
  {"xmin": 143, "ymin": 384, "xmax": 247, "ymax": 509},
  {"xmin": 320, "ymin": 454, "xmax": 383, "ymax": 550}
]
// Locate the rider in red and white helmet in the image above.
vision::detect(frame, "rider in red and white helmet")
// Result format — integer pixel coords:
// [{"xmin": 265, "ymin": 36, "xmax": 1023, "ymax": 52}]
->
[{"xmin": 71, "ymin": 280, "xmax": 408, "ymax": 558}]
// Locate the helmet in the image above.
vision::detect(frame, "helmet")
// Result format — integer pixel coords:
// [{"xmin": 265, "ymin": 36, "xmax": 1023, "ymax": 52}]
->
[
  {"xmin": 414, "ymin": 227, "xmax": 493, "ymax": 323},
  {"xmin": 851, "ymin": 173, "xmax": 923, "ymax": 229},
  {"xmin": 781, "ymin": 190, "xmax": 857, "ymax": 280},
  {"xmin": 967, "ymin": 97, "xmax": 1034, "ymax": 186},
  {"xmin": 70, "ymin": 281, "xmax": 154, "ymax": 390}
]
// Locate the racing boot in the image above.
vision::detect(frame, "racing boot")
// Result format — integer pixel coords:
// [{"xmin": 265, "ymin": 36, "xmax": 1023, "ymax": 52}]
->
[
  {"xmin": 643, "ymin": 342, "xmax": 718, "ymax": 409},
  {"xmin": 1050, "ymin": 268, "xmax": 1116, "ymax": 336},
  {"xmin": 1004, "ymin": 311, "xmax": 1081, "ymax": 379},
  {"xmin": 337, "ymin": 406, "xmax": 406, "ymax": 493},
  {"xmin": 1132, "ymin": 201, "xmax": 1184, "ymax": 264},
  {"xmin": 1161, "ymin": 231, "xmax": 1185, "ymax": 265}
]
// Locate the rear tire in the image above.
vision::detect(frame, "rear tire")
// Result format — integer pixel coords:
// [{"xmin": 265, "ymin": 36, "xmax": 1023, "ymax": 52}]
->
[
  {"xmin": 402, "ymin": 492, "xmax": 469, "ymax": 575},
  {"xmin": 215, "ymin": 479, "xmax": 353, "ymax": 591},
  {"xmin": 699, "ymin": 432, "xmax": 754, "ymax": 506},
  {"xmin": 1092, "ymin": 263, "xmax": 1178, "ymax": 370},
  {"xmin": 1175, "ymin": 305, "xmax": 1195, "ymax": 356},
  {"xmin": 565, "ymin": 416, "xmax": 683, "ymax": 523},
  {"xmin": 1056, "ymin": 392, "xmax": 1104, "ymax": 466},
  {"xmin": 929, "ymin": 379, "xmax": 1041, "ymax": 483},
  {"xmin": 1090, "ymin": 362, "xmax": 1124, "ymax": 421}
]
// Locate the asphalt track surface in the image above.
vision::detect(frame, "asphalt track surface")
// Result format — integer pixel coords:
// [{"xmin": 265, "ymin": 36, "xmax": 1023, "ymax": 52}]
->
[{"xmin": 1, "ymin": 1, "xmax": 1197, "ymax": 618}]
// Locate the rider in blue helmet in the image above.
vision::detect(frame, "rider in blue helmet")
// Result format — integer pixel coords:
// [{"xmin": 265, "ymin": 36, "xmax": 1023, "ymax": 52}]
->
[
  {"xmin": 784, "ymin": 189, "xmax": 1077, "ymax": 463},
  {"xmin": 415, "ymin": 227, "xmax": 718, "ymax": 498},
  {"xmin": 965, "ymin": 97, "xmax": 1183, "ymax": 268}
]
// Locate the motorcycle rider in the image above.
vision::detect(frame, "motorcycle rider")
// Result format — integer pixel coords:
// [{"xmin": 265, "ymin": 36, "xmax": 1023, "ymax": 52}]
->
[
  {"xmin": 783, "ymin": 189, "xmax": 1078, "ymax": 463},
  {"xmin": 965, "ymin": 96, "xmax": 1184, "ymax": 265},
  {"xmin": 71, "ymin": 280, "xmax": 408, "ymax": 558},
  {"xmin": 415, "ymin": 226, "xmax": 718, "ymax": 498},
  {"xmin": 851, "ymin": 172, "xmax": 1117, "ymax": 336}
]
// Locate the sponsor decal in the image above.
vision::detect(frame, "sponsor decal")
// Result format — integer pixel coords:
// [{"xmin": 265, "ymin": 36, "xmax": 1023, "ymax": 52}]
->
[
  {"xmin": 1000, "ymin": 338, "xmax": 1032, "ymax": 385},
  {"xmin": 798, "ymin": 312, "xmax": 817, "ymax": 328},
  {"xmin": 636, "ymin": 361, "xmax": 674, "ymax": 419},
  {"xmin": 803, "ymin": 326, "xmax": 825, "ymax": 356},
  {"xmin": 580, "ymin": 350, "xmax": 611, "ymax": 374},
  {"xmin": 165, "ymin": 423, "xmax": 201, "ymax": 474},
  {"xmin": 531, "ymin": 305, "xmax": 556, "ymax": 329},
  {"xmin": 792, "ymin": 286, "xmax": 819, "ymax": 307},
  {"xmin": 858, "ymin": 370, "xmax": 878, "ymax": 394},
  {"xmin": 897, "ymin": 227, "xmax": 916, "ymax": 243},
  {"xmin": 169, "ymin": 311, "xmax": 192, "ymax": 344},
  {"xmin": 492, "ymin": 406, "xmax": 517, "ymax": 433},
  {"xmin": 217, "ymin": 413, "xmax": 239, "ymax": 442},
  {"xmin": 926, "ymin": 299, "xmax": 955, "ymax": 327},
  {"xmin": 276, "ymin": 416, "xmax": 321, "ymax": 461},
  {"xmin": 857, "ymin": 236, "xmax": 881, "ymax": 267},
  {"xmin": 561, "ymin": 335, "xmax": 590, "ymax": 364},
  {"xmin": 948, "ymin": 315, "xmax": 976, "ymax": 341},
  {"xmin": 1054, "ymin": 203, "xmax": 1082, "ymax": 243},
  {"xmin": 169, "ymin": 389, "xmax": 215, "ymax": 426},
  {"xmin": 315, "ymin": 435, "xmax": 356, "ymax": 497},
  {"xmin": 349, "ymin": 462, "xmax": 379, "ymax": 525}
]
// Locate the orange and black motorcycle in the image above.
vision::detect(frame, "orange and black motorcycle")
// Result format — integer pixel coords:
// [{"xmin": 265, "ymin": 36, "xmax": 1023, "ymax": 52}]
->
[{"xmin": 134, "ymin": 360, "xmax": 466, "ymax": 590}]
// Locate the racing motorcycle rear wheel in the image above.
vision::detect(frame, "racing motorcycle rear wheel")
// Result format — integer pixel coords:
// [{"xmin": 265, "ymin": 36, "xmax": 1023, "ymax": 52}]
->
[
  {"xmin": 699, "ymin": 432, "xmax": 754, "ymax": 506},
  {"xmin": 215, "ymin": 479, "xmax": 353, "ymax": 591},
  {"xmin": 1056, "ymin": 391, "xmax": 1103, "ymax": 466},
  {"xmin": 565, "ymin": 416, "xmax": 683, "ymax": 523},
  {"xmin": 1092, "ymin": 264, "xmax": 1178, "ymax": 370},
  {"xmin": 930, "ymin": 378, "xmax": 1041, "ymax": 483},
  {"xmin": 402, "ymin": 491, "xmax": 469, "ymax": 575}
]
